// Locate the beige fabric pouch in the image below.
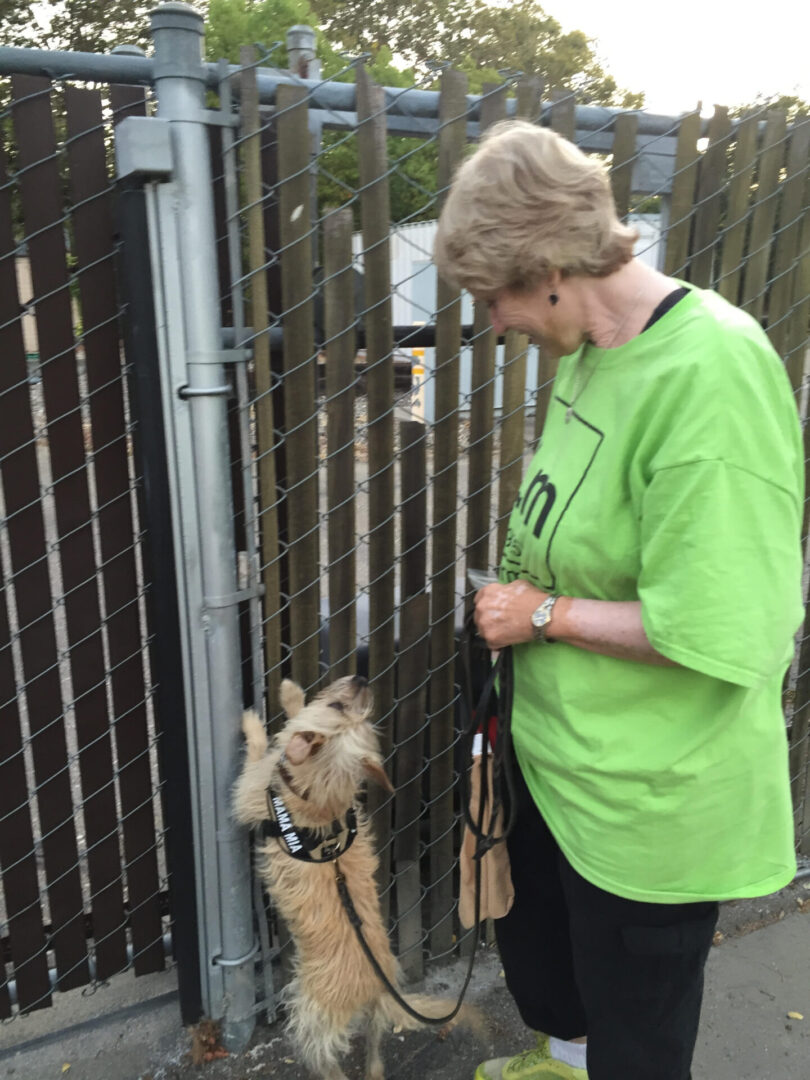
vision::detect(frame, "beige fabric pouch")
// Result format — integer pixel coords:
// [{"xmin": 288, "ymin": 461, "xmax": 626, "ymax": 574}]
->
[{"xmin": 459, "ymin": 754, "xmax": 515, "ymax": 928}]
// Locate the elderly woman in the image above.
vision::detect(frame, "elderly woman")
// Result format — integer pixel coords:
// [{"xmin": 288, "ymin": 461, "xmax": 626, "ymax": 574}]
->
[{"xmin": 434, "ymin": 120, "xmax": 802, "ymax": 1080}]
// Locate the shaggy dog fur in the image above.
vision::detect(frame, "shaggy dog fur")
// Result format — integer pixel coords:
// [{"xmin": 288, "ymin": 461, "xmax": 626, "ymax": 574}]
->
[{"xmin": 233, "ymin": 675, "xmax": 475, "ymax": 1080}]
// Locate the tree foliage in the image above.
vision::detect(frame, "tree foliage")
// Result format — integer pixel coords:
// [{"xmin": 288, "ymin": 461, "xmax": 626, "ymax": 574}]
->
[
  {"xmin": 308, "ymin": 0, "xmax": 643, "ymax": 105},
  {"xmin": 730, "ymin": 93, "xmax": 810, "ymax": 125},
  {"xmin": 21, "ymin": 0, "xmax": 156, "ymax": 52},
  {"xmin": 205, "ymin": 0, "xmax": 323, "ymax": 68}
]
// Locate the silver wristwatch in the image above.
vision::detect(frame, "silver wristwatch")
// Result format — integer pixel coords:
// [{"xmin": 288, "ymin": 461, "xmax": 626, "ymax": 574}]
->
[{"xmin": 530, "ymin": 595, "xmax": 558, "ymax": 642}]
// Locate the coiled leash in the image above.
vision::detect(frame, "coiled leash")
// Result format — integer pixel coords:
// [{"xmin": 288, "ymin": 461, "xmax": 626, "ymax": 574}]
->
[{"xmin": 263, "ymin": 620, "xmax": 516, "ymax": 1027}]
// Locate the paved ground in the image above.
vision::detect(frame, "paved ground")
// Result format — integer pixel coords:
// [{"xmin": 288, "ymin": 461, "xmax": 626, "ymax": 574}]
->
[{"xmin": 3, "ymin": 878, "xmax": 809, "ymax": 1080}]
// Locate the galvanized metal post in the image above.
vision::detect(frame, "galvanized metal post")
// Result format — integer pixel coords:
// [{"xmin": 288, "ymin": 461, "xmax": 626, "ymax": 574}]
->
[
  {"xmin": 148, "ymin": 1, "xmax": 255, "ymax": 1049},
  {"xmin": 286, "ymin": 24, "xmax": 322, "ymax": 229}
]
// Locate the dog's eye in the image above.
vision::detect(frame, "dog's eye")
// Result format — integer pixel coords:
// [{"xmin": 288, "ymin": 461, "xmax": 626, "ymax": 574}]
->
[{"xmin": 328, "ymin": 701, "xmax": 346, "ymax": 712}]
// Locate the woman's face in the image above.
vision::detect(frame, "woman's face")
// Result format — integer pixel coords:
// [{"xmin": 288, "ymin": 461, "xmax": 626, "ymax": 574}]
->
[{"xmin": 485, "ymin": 281, "xmax": 583, "ymax": 358}]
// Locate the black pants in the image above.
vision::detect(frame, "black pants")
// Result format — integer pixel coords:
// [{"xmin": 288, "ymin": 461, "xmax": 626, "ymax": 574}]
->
[{"xmin": 495, "ymin": 764, "xmax": 718, "ymax": 1080}]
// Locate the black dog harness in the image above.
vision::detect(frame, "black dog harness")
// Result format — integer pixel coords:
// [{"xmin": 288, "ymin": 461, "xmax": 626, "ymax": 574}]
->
[{"xmin": 262, "ymin": 785, "xmax": 358, "ymax": 863}]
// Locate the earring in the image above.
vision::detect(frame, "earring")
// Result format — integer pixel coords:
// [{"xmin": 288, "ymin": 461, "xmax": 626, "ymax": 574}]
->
[{"xmin": 549, "ymin": 293, "xmax": 559, "ymax": 306}]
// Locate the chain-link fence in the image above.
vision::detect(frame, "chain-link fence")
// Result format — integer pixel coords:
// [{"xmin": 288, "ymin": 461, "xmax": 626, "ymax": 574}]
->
[
  {"xmin": 220, "ymin": 39, "xmax": 810, "ymax": 991},
  {"xmin": 0, "ymin": 0, "xmax": 809, "ymax": 1051}
]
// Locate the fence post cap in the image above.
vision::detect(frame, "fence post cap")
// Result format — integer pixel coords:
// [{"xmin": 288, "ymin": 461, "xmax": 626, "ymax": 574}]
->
[
  {"xmin": 286, "ymin": 24, "xmax": 317, "ymax": 47},
  {"xmin": 150, "ymin": 2, "xmax": 204, "ymax": 34}
]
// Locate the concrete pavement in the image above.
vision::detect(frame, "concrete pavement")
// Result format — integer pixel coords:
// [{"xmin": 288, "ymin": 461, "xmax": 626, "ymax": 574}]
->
[{"xmin": 3, "ymin": 880, "xmax": 809, "ymax": 1080}]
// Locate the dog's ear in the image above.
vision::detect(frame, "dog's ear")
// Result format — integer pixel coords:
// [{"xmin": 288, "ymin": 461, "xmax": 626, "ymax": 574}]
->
[
  {"xmin": 280, "ymin": 679, "xmax": 306, "ymax": 719},
  {"xmin": 285, "ymin": 731, "xmax": 325, "ymax": 765},
  {"xmin": 362, "ymin": 757, "xmax": 394, "ymax": 793}
]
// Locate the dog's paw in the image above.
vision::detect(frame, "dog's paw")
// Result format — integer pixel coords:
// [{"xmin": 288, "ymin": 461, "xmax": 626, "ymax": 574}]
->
[
  {"xmin": 280, "ymin": 678, "xmax": 306, "ymax": 719},
  {"xmin": 241, "ymin": 709, "xmax": 268, "ymax": 757}
]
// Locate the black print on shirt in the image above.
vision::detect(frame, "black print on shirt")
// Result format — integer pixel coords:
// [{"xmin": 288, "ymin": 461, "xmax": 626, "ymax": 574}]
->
[
  {"xmin": 501, "ymin": 399, "xmax": 605, "ymax": 591},
  {"xmin": 519, "ymin": 471, "xmax": 556, "ymax": 538}
]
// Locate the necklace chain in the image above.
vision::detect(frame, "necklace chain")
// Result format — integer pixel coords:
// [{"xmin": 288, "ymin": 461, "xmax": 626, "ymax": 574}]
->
[{"xmin": 564, "ymin": 283, "xmax": 647, "ymax": 423}]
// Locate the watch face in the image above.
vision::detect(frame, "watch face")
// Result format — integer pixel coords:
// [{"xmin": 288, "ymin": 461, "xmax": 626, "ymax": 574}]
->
[{"xmin": 531, "ymin": 606, "xmax": 550, "ymax": 629}]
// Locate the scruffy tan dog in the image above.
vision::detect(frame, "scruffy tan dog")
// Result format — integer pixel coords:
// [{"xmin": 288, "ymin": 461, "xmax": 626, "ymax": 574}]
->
[{"xmin": 233, "ymin": 675, "xmax": 473, "ymax": 1080}]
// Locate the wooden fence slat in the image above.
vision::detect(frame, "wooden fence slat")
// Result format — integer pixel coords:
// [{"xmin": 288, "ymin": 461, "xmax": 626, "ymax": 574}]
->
[
  {"xmin": 768, "ymin": 120, "xmax": 810, "ymax": 363},
  {"xmin": 12, "ymin": 73, "xmax": 91, "ymax": 994},
  {"xmin": 276, "ymin": 83, "xmax": 320, "ymax": 694},
  {"xmin": 257, "ymin": 111, "xmax": 288, "ymax": 650},
  {"xmin": 787, "ymin": 204, "xmax": 810, "ymax": 402},
  {"xmin": 109, "ymin": 83, "xmax": 147, "ymax": 124},
  {"xmin": 67, "ymin": 85, "xmax": 165, "ymax": 977},
  {"xmin": 690, "ymin": 106, "xmax": 732, "ymax": 289},
  {"xmin": 663, "ymin": 112, "xmax": 702, "ymax": 278},
  {"xmin": 0, "ymin": 588, "xmax": 32, "ymax": 1018},
  {"xmin": 240, "ymin": 53, "xmax": 282, "ymax": 721},
  {"xmin": 610, "ymin": 112, "xmax": 639, "ymax": 221},
  {"xmin": 465, "ymin": 84, "xmax": 507, "ymax": 583},
  {"xmin": 323, "ymin": 208, "xmax": 357, "ymax": 678},
  {"xmin": 740, "ymin": 111, "xmax": 788, "ymax": 322},
  {"xmin": 62, "ymin": 85, "xmax": 127, "ymax": 981},
  {"xmin": 430, "ymin": 66, "xmax": 469, "ymax": 958},
  {"xmin": 790, "ymin": 623, "xmax": 810, "ymax": 854},
  {"xmin": 550, "ymin": 89, "xmax": 576, "ymax": 141},
  {"xmin": 717, "ymin": 114, "xmax": 758, "ymax": 306},
  {"xmin": 0, "ymin": 139, "xmax": 52, "ymax": 1014},
  {"xmin": 356, "ymin": 64, "xmax": 396, "ymax": 922},
  {"xmin": 394, "ymin": 421, "xmax": 428, "ymax": 980}
]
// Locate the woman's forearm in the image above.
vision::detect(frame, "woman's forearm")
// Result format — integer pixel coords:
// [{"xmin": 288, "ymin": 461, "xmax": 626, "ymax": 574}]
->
[
  {"xmin": 473, "ymin": 581, "xmax": 676, "ymax": 667},
  {"xmin": 551, "ymin": 596, "xmax": 676, "ymax": 666}
]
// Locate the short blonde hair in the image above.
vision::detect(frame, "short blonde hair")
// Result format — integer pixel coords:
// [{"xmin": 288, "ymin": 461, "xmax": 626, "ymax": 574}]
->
[{"xmin": 434, "ymin": 119, "xmax": 637, "ymax": 298}]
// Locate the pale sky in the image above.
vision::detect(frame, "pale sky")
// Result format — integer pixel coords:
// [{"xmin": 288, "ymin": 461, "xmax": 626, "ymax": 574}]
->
[{"xmin": 544, "ymin": 0, "xmax": 810, "ymax": 115}]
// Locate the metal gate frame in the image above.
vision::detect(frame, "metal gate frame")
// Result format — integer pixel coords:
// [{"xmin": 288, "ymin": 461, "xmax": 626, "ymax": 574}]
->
[{"xmin": 115, "ymin": 4, "xmax": 257, "ymax": 1049}]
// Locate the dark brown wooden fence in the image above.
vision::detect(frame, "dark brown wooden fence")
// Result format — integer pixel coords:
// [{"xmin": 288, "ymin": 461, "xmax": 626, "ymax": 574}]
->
[{"xmin": 0, "ymin": 76, "xmax": 166, "ymax": 1019}]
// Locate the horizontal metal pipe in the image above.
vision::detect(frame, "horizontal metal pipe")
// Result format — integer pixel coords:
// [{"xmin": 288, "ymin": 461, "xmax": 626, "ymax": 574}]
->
[
  {"xmin": 222, "ymin": 323, "xmax": 489, "ymax": 351},
  {"xmin": 0, "ymin": 44, "xmax": 154, "ymax": 84},
  {"xmin": 0, "ymin": 42, "xmax": 705, "ymax": 136}
]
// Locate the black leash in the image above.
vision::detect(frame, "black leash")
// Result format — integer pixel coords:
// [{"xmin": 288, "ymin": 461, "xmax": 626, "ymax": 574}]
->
[
  {"xmin": 331, "ymin": 620, "xmax": 516, "ymax": 1026},
  {"xmin": 458, "ymin": 618, "xmax": 519, "ymax": 851},
  {"xmin": 332, "ymin": 803, "xmax": 485, "ymax": 1026}
]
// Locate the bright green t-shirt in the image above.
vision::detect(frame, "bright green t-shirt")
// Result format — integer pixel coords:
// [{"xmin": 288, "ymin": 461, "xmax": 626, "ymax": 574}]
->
[{"xmin": 501, "ymin": 284, "xmax": 802, "ymax": 903}]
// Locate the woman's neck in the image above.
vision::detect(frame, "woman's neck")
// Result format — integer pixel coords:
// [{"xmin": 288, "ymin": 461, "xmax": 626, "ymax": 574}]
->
[{"xmin": 579, "ymin": 262, "xmax": 679, "ymax": 349}]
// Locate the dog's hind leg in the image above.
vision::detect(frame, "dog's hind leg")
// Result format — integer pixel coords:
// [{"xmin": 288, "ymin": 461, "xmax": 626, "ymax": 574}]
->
[
  {"xmin": 286, "ymin": 991, "xmax": 353, "ymax": 1080},
  {"xmin": 364, "ymin": 1004, "xmax": 388, "ymax": 1080}
]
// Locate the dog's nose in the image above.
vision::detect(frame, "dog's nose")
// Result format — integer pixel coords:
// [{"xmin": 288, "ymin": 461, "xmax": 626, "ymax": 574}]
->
[{"xmin": 352, "ymin": 675, "xmax": 368, "ymax": 688}]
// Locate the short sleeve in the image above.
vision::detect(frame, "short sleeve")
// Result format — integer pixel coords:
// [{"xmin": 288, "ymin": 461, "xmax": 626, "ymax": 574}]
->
[{"xmin": 638, "ymin": 459, "xmax": 802, "ymax": 687}]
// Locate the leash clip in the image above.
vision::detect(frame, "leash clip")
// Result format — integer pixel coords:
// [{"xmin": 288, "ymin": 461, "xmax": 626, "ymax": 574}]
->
[{"xmin": 334, "ymin": 863, "xmax": 363, "ymax": 928}]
